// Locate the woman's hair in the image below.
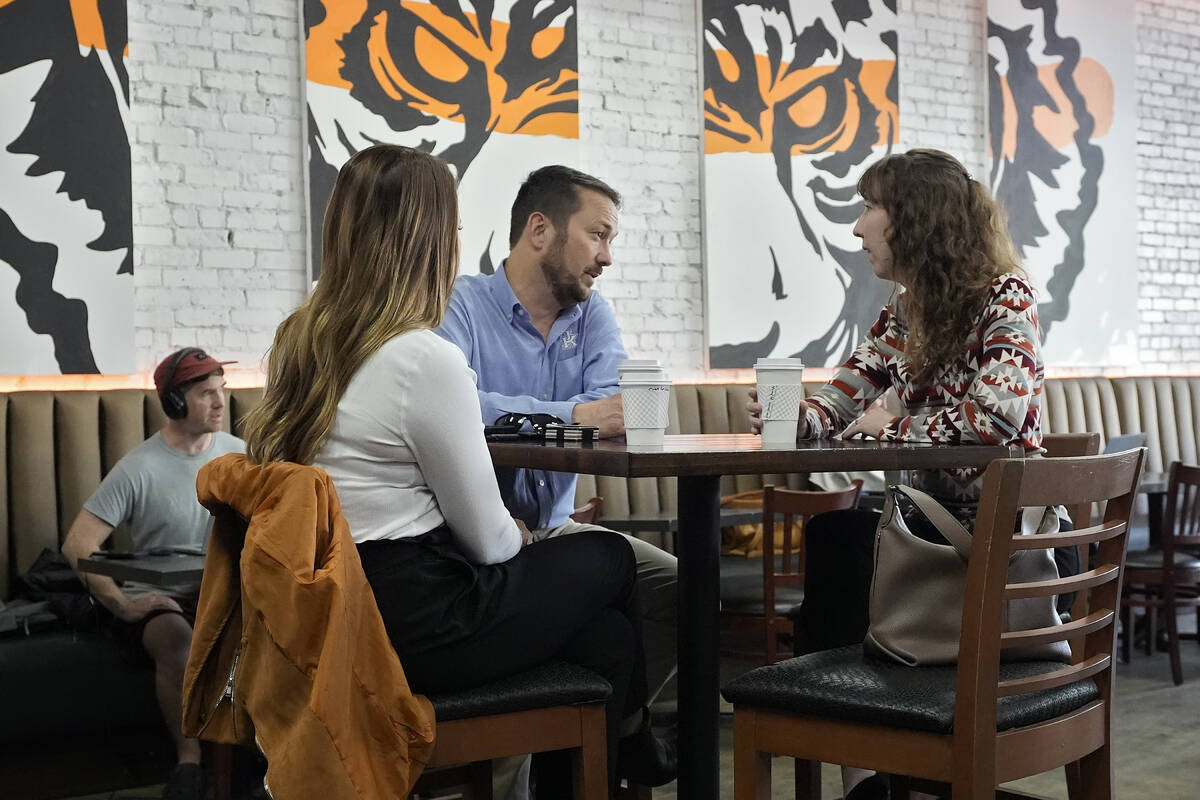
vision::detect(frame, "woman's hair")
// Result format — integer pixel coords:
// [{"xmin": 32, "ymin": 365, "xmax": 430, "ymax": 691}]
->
[
  {"xmin": 857, "ymin": 148, "xmax": 1025, "ymax": 385},
  {"xmin": 242, "ymin": 145, "xmax": 460, "ymax": 464}
]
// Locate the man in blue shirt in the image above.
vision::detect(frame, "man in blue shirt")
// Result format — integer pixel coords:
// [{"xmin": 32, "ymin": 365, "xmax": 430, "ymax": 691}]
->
[{"xmin": 437, "ymin": 165, "xmax": 678, "ymax": 718}]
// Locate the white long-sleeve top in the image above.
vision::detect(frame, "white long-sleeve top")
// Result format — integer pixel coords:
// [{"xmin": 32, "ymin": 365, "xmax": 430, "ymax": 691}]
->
[{"xmin": 314, "ymin": 329, "xmax": 522, "ymax": 564}]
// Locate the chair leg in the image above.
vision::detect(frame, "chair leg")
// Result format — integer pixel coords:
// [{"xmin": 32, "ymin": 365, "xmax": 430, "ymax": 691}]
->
[
  {"xmin": 1164, "ymin": 582, "xmax": 1184, "ymax": 685},
  {"xmin": 733, "ymin": 710, "xmax": 772, "ymax": 800},
  {"xmin": 1145, "ymin": 605, "xmax": 1156, "ymax": 656},
  {"xmin": 207, "ymin": 742, "xmax": 234, "ymax": 800},
  {"xmin": 794, "ymin": 758, "xmax": 820, "ymax": 800},
  {"xmin": 572, "ymin": 705, "xmax": 608, "ymax": 800},
  {"xmin": 1065, "ymin": 747, "xmax": 1113, "ymax": 800}
]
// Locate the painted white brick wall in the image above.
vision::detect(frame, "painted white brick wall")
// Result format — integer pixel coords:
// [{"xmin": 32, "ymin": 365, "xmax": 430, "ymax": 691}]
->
[
  {"xmin": 576, "ymin": 0, "xmax": 706, "ymax": 379},
  {"xmin": 128, "ymin": 0, "xmax": 306, "ymax": 378},
  {"xmin": 126, "ymin": 0, "xmax": 1200, "ymax": 381},
  {"xmin": 1137, "ymin": 0, "xmax": 1200, "ymax": 369}
]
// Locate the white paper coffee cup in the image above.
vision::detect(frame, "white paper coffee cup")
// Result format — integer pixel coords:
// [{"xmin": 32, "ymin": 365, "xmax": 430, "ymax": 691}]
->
[
  {"xmin": 755, "ymin": 358, "xmax": 805, "ymax": 446},
  {"xmin": 620, "ymin": 376, "xmax": 671, "ymax": 446}
]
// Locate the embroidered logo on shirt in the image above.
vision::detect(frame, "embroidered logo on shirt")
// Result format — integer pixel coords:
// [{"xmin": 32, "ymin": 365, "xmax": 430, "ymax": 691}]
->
[{"xmin": 561, "ymin": 329, "xmax": 578, "ymax": 349}]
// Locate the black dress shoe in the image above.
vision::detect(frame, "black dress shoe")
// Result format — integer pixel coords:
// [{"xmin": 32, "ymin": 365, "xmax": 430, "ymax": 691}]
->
[{"xmin": 617, "ymin": 717, "xmax": 678, "ymax": 787}]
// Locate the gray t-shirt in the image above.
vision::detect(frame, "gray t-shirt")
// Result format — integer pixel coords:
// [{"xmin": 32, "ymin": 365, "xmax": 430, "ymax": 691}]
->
[{"xmin": 83, "ymin": 431, "xmax": 244, "ymax": 595}]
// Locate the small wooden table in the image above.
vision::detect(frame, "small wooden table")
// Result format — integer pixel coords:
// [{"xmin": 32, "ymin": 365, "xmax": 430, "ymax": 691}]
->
[
  {"xmin": 489, "ymin": 433, "xmax": 1020, "ymax": 800},
  {"xmin": 76, "ymin": 552, "xmax": 206, "ymax": 586}
]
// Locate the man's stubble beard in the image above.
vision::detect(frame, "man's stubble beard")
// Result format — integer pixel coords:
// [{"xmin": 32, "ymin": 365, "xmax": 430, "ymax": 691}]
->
[{"xmin": 539, "ymin": 233, "xmax": 589, "ymax": 308}]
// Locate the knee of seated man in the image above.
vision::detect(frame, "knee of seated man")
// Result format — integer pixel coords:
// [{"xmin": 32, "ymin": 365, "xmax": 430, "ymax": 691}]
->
[{"xmin": 142, "ymin": 613, "xmax": 194, "ymax": 665}]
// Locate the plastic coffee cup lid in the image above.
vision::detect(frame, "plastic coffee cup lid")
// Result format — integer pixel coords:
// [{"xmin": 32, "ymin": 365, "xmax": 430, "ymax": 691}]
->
[{"xmin": 754, "ymin": 358, "xmax": 804, "ymax": 368}]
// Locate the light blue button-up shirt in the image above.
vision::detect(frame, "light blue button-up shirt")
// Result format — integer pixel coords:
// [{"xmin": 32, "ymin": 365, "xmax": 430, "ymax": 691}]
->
[{"xmin": 436, "ymin": 266, "xmax": 627, "ymax": 529}]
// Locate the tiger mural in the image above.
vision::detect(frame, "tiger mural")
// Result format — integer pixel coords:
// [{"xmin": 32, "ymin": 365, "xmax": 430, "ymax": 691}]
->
[
  {"xmin": 987, "ymin": 0, "xmax": 1136, "ymax": 365},
  {"xmin": 0, "ymin": 0, "xmax": 132, "ymax": 374},
  {"xmin": 702, "ymin": 0, "xmax": 899, "ymax": 369},
  {"xmin": 305, "ymin": 0, "xmax": 580, "ymax": 278}
]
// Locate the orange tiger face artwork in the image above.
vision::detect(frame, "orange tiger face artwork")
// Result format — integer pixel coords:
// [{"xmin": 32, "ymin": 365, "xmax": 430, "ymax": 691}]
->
[
  {"xmin": 0, "ymin": 0, "xmax": 133, "ymax": 374},
  {"xmin": 305, "ymin": 0, "xmax": 580, "ymax": 277},
  {"xmin": 987, "ymin": 0, "xmax": 1136, "ymax": 366},
  {"xmin": 702, "ymin": 0, "xmax": 899, "ymax": 369}
]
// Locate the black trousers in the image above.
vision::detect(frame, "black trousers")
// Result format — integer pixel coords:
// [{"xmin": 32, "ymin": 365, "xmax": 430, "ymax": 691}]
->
[
  {"xmin": 358, "ymin": 527, "xmax": 647, "ymax": 792},
  {"xmin": 793, "ymin": 509, "xmax": 1080, "ymax": 655}
]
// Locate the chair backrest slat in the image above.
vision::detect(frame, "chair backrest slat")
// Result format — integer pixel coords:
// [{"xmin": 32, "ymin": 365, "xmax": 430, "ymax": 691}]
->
[
  {"xmin": 999, "ymin": 609, "xmax": 1114, "ymax": 650},
  {"xmin": 1006, "ymin": 521, "xmax": 1125, "ymax": 550},
  {"xmin": 996, "ymin": 654, "xmax": 1110, "ymax": 698},
  {"xmin": 1004, "ymin": 563, "xmax": 1121, "ymax": 600}
]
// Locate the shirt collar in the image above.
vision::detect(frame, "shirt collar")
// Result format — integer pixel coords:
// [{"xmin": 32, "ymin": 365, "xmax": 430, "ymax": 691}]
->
[{"xmin": 490, "ymin": 261, "xmax": 584, "ymax": 326}]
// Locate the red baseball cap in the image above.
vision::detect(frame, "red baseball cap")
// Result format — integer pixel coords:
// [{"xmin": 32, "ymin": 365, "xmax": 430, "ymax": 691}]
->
[{"xmin": 153, "ymin": 348, "xmax": 236, "ymax": 395}]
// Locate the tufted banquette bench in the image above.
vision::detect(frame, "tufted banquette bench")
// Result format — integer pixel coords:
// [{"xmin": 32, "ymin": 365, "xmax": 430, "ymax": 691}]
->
[{"xmin": 0, "ymin": 387, "xmax": 263, "ymax": 799}]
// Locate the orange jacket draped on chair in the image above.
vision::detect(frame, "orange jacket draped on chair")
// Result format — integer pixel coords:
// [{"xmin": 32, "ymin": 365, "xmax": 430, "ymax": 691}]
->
[{"xmin": 181, "ymin": 453, "xmax": 436, "ymax": 799}]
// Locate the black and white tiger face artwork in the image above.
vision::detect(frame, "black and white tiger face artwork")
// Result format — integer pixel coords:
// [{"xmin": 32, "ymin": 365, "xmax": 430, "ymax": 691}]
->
[
  {"xmin": 304, "ymin": 0, "xmax": 580, "ymax": 279},
  {"xmin": 702, "ymin": 0, "xmax": 900, "ymax": 369},
  {"xmin": 988, "ymin": 0, "xmax": 1136, "ymax": 365},
  {"xmin": 0, "ymin": 0, "xmax": 133, "ymax": 374}
]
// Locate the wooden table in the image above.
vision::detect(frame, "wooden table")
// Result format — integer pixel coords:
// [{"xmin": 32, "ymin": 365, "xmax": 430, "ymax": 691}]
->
[
  {"xmin": 489, "ymin": 433, "xmax": 1020, "ymax": 799},
  {"xmin": 77, "ymin": 552, "xmax": 206, "ymax": 586}
]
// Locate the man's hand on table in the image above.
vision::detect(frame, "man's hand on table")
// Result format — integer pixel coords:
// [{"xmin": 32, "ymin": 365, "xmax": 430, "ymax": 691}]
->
[{"xmin": 573, "ymin": 394, "xmax": 625, "ymax": 438}]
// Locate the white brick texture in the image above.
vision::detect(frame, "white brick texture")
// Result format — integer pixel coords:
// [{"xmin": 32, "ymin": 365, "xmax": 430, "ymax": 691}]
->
[{"xmin": 125, "ymin": 0, "xmax": 1200, "ymax": 380}]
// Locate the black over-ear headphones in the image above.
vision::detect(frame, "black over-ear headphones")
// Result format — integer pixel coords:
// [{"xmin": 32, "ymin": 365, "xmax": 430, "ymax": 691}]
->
[{"xmin": 160, "ymin": 347, "xmax": 205, "ymax": 420}]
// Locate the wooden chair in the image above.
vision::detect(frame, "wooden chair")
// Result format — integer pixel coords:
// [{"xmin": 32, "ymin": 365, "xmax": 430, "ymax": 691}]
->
[
  {"xmin": 571, "ymin": 496, "xmax": 605, "ymax": 525},
  {"xmin": 412, "ymin": 662, "xmax": 611, "ymax": 799},
  {"xmin": 202, "ymin": 489, "xmax": 612, "ymax": 800},
  {"xmin": 1120, "ymin": 460, "xmax": 1200, "ymax": 684},
  {"xmin": 720, "ymin": 481, "xmax": 862, "ymax": 663},
  {"xmin": 723, "ymin": 448, "xmax": 1145, "ymax": 800}
]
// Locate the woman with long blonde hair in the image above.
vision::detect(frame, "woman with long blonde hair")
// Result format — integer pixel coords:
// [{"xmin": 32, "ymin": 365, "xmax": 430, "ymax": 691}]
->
[
  {"xmin": 747, "ymin": 148, "xmax": 1050, "ymax": 800},
  {"xmin": 244, "ymin": 145, "xmax": 671, "ymax": 795}
]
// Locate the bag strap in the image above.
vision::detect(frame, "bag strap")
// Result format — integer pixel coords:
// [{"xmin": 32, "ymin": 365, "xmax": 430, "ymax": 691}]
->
[{"xmin": 890, "ymin": 485, "xmax": 973, "ymax": 559}]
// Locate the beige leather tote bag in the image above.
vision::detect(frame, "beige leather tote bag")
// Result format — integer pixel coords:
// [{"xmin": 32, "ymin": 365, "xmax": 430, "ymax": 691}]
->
[{"xmin": 863, "ymin": 485, "xmax": 1070, "ymax": 666}]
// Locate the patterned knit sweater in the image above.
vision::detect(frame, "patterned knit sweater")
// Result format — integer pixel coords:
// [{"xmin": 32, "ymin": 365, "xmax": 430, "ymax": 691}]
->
[{"xmin": 804, "ymin": 273, "xmax": 1044, "ymax": 506}]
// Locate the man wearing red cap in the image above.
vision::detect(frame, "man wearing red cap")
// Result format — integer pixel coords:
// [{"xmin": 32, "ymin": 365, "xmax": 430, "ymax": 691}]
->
[{"xmin": 62, "ymin": 348, "xmax": 244, "ymax": 800}]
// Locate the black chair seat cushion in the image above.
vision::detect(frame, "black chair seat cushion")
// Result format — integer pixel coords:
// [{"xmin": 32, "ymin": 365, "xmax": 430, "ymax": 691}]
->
[
  {"xmin": 722, "ymin": 644, "xmax": 1099, "ymax": 734},
  {"xmin": 1124, "ymin": 549, "xmax": 1200, "ymax": 570},
  {"xmin": 426, "ymin": 660, "xmax": 612, "ymax": 722},
  {"xmin": 720, "ymin": 555, "xmax": 804, "ymax": 615}
]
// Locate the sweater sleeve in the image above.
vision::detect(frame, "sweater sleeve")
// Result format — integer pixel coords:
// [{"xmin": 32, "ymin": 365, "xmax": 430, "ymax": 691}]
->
[
  {"xmin": 803, "ymin": 308, "xmax": 895, "ymax": 438},
  {"xmin": 403, "ymin": 345, "xmax": 522, "ymax": 565},
  {"xmin": 879, "ymin": 275, "xmax": 1042, "ymax": 445}
]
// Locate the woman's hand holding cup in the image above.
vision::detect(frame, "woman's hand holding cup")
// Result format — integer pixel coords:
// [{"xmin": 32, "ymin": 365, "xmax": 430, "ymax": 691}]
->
[
  {"xmin": 747, "ymin": 388, "xmax": 810, "ymax": 439},
  {"xmin": 746, "ymin": 389, "xmax": 764, "ymax": 434}
]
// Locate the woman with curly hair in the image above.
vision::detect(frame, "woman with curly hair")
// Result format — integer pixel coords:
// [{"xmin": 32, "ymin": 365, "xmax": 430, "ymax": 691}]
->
[{"xmin": 747, "ymin": 148, "xmax": 1050, "ymax": 800}]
